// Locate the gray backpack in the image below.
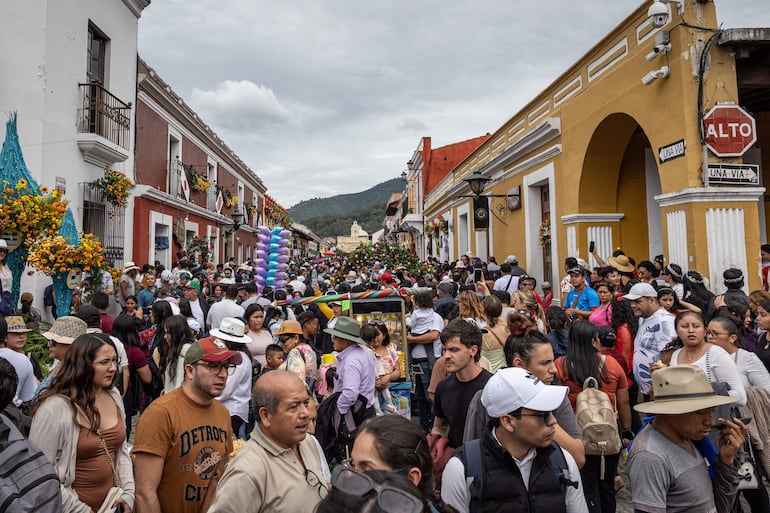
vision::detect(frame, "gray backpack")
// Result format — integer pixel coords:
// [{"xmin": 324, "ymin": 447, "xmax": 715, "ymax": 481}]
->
[
  {"xmin": 0, "ymin": 414, "xmax": 61, "ymax": 513},
  {"xmin": 575, "ymin": 375, "xmax": 621, "ymax": 478}
]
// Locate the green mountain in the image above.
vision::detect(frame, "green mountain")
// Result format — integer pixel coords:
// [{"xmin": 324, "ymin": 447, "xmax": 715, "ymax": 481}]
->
[
  {"xmin": 300, "ymin": 202, "xmax": 387, "ymax": 239},
  {"xmin": 288, "ymin": 178, "xmax": 405, "ymax": 222}
]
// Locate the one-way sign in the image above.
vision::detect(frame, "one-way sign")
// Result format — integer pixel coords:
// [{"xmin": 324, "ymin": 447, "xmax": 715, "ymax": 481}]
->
[
  {"xmin": 658, "ymin": 139, "xmax": 686, "ymax": 163},
  {"xmin": 706, "ymin": 163, "xmax": 759, "ymax": 185}
]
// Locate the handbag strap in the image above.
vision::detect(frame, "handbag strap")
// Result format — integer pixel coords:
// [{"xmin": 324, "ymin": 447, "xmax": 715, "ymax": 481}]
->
[{"xmin": 96, "ymin": 428, "xmax": 122, "ymax": 488}]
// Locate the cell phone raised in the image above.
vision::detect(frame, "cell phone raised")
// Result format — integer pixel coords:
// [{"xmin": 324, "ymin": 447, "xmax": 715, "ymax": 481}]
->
[
  {"xmin": 589, "ymin": 241, "xmax": 596, "ymax": 253},
  {"xmin": 473, "ymin": 269, "xmax": 483, "ymax": 283},
  {"xmin": 713, "ymin": 417, "xmax": 752, "ymax": 430}
]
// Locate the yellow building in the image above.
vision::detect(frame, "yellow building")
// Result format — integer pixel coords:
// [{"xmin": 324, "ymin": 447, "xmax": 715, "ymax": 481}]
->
[
  {"xmin": 424, "ymin": 0, "xmax": 769, "ymax": 300},
  {"xmin": 336, "ymin": 220, "xmax": 371, "ymax": 253}
]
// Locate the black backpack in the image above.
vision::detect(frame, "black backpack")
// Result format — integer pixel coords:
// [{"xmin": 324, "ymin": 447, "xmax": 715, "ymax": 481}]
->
[
  {"xmin": 463, "ymin": 439, "xmax": 578, "ymax": 513},
  {"xmin": 0, "ymin": 414, "xmax": 61, "ymax": 513}
]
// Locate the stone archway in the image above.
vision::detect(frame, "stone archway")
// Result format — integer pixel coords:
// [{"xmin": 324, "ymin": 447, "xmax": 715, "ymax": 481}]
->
[{"xmin": 578, "ymin": 113, "xmax": 663, "ymax": 263}]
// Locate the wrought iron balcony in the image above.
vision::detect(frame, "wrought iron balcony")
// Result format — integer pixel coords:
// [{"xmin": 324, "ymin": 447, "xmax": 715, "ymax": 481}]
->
[{"xmin": 78, "ymin": 83, "xmax": 131, "ymax": 149}]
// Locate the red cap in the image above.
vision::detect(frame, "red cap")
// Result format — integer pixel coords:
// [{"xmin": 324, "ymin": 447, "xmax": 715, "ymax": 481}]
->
[
  {"xmin": 380, "ymin": 272, "xmax": 393, "ymax": 283},
  {"xmin": 184, "ymin": 337, "xmax": 243, "ymax": 366}
]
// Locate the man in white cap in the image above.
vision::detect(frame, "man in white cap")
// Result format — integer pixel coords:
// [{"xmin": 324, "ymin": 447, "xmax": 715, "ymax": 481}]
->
[
  {"xmin": 624, "ymin": 282, "xmax": 676, "ymax": 401},
  {"xmin": 505, "ymin": 255, "xmax": 527, "ymax": 277},
  {"xmin": 442, "ymin": 367, "xmax": 587, "ymax": 513},
  {"xmin": 629, "ymin": 365, "xmax": 747, "ymax": 513}
]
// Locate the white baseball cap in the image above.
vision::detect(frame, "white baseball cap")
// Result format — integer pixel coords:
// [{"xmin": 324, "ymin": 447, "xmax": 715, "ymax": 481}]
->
[
  {"xmin": 481, "ymin": 367, "xmax": 567, "ymax": 418},
  {"xmin": 623, "ymin": 282, "xmax": 658, "ymax": 300}
]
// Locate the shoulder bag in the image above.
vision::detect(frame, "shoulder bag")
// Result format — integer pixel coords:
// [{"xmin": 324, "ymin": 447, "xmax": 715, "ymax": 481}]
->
[{"xmin": 96, "ymin": 428, "xmax": 125, "ymax": 513}]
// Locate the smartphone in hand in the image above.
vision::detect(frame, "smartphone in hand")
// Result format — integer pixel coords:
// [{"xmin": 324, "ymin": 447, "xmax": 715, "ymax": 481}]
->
[
  {"xmin": 473, "ymin": 269, "xmax": 484, "ymax": 283},
  {"xmin": 589, "ymin": 241, "xmax": 596, "ymax": 253}
]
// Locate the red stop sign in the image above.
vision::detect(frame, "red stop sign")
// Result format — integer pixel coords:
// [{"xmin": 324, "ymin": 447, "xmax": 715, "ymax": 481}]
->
[{"xmin": 703, "ymin": 105, "xmax": 757, "ymax": 157}]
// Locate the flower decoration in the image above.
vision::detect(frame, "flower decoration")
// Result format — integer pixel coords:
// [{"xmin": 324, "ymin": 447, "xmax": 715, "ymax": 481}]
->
[
  {"xmin": 424, "ymin": 223, "xmax": 436, "ymax": 236},
  {"xmin": 28, "ymin": 233, "xmax": 105, "ymax": 275},
  {"xmin": 187, "ymin": 235, "xmax": 211, "ymax": 264},
  {"xmin": 223, "ymin": 190, "xmax": 238, "ymax": 209},
  {"xmin": 89, "ymin": 169, "xmax": 132, "ymax": 208},
  {"xmin": 538, "ymin": 216, "xmax": 551, "ymax": 247},
  {"xmin": 188, "ymin": 166, "xmax": 211, "ymax": 192},
  {"xmin": 0, "ymin": 180, "xmax": 68, "ymax": 238},
  {"xmin": 107, "ymin": 266, "xmax": 122, "ymax": 286}
]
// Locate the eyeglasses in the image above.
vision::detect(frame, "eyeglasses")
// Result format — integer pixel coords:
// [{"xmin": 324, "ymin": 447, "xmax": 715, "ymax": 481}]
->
[
  {"xmin": 331, "ymin": 466, "xmax": 422, "ymax": 513},
  {"xmin": 304, "ymin": 468, "xmax": 328, "ymax": 498},
  {"xmin": 47, "ymin": 339, "xmax": 58, "ymax": 348},
  {"xmin": 511, "ymin": 410, "xmax": 553, "ymax": 424},
  {"xmin": 196, "ymin": 362, "xmax": 236, "ymax": 375},
  {"xmin": 95, "ymin": 357, "xmax": 120, "ymax": 367}
]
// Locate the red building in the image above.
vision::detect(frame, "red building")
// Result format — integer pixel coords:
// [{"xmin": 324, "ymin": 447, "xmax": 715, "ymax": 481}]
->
[{"xmin": 132, "ymin": 58, "xmax": 268, "ymax": 269}]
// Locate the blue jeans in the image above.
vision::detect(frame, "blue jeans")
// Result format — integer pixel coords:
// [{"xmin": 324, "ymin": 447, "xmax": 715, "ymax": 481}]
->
[{"xmin": 411, "ymin": 360, "xmax": 433, "ymax": 432}]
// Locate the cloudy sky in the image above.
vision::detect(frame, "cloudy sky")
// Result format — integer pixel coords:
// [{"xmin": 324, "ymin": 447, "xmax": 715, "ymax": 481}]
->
[{"xmin": 138, "ymin": 1, "xmax": 769, "ymax": 208}]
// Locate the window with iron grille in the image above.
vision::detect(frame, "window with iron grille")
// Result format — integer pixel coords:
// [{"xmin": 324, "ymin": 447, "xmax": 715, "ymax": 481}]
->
[{"xmin": 82, "ymin": 182, "xmax": 125, "ymax": 268}]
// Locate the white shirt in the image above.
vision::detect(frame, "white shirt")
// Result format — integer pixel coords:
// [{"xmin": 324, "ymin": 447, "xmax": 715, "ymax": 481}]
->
[
  {"xmin": 410, "ymin": 311, "xmax": 444, "ymax": 359},
  {"xmin": 732, "ymin": 348, "xmax": 770, "ymax": 392},
  {"xmin": 0, "ymin": 348, "xmax": 36, "ymax": 403},
  {"xmin": 189, "ymin": 299, "xmax": 205, "ymax": 332},
  {"xmin": 441, "ymin": 430, "xmax": 588, "ymax": 513},
  {"xmin": 493, "ymin": 274, "xmax": 520, "ymax": 296},
  {"xmin": 216, "ymin": 350, "xmax": 252, "ymax": 422},
  {"xmin": 207, "ymin": 299, "xmax": 245, "ymax": 330},
  {"xmin": 671, "ymin": 344, "xmax": 747, "ymax": 405},
  {"xmin": 288, "ymin": 279, "xmax": 306, "ymax": 294}
]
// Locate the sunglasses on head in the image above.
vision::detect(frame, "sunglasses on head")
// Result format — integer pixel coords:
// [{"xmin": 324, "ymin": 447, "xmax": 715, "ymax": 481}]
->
[
  {"xmin": 368, "ymin": 320, "xmax": 385, "ymax": 326},
  {"xmin": 331, "ymin": 466, "xmax": 422, "ymax": 513}
]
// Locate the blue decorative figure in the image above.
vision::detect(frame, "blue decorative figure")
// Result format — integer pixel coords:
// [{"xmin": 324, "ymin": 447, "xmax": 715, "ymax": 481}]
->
[
  {"xmin": 52, "ymin": 210, "xmax": 80, "ymax": 318},
  {"xmin": 0, "ymin": 113, "xmax": 42, "ymax": 311}
]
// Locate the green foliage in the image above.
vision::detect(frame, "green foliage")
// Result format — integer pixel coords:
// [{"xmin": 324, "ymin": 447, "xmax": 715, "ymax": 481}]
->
[
  {"xmin": 24, "ymin": 320, "xmax": 53, "ymax": 375},
  {"xmin": 288, "ymin": 178, "xmax": 405, "ymax": 222},
  {"xmin": 301, "ymin": 202, "xmax": 385, "ymax": 239},
  {"xmin": 341, "ymin": 242, "xmax": 435, "ymax": 279}
]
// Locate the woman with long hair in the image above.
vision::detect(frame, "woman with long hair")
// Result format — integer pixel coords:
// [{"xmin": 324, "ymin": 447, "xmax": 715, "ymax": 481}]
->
[
  {"xmin": 682, "ymin": 270, "xmax": 714, "ymax": 313},
  {"xmin": 754, "ymin": 300, "xmax": 770, "ymax": 372},
  {"xmin": 123, "ymin": 295, "xmax": 145, "ymax": 329},
  {"xmin": 457, "ymin": 290, "xmax": 486, "ymax": 327},
  {"xmin": 361, "ymin": 322, "xmax": 400, "ymax": 413},
  {"xmin": 657, "ymin": 286, "xmax": 685, "ymax": 316},
  {"xmin": 139, "ymin": 300, "xmax": 173, "ymax": 356},
  {"xmin": 668, "ymin": 310, "xmax": 746, "ymax": 405},
  {"xmin": 610, "ymin": 295, "xmax": 638, "ymax": 377},
  {"xmin": 349, "ymin": 415, "xmax": 455, "ymax": 513},
  {"xmin": 30, "ymin": 334, "xmax": 134, "ymax": 513},
  {"xmin": 512, "ymin": 288, "xmax": 548, "ymax": 333},
  {"xmin": 244, "ymin": 303, "xmax": 273, "ymax": 367},
  {"xmin": 111, "ymin": 313, "xmax": 152, "ymax": 431},
  {"xmin": 661, "ymin": 263, "xmax": 685, "ymax": 301},
  {"xmin": 588, "ymin": 281, "xmax": 613, "ymax": 328},
  {"xmin": 157, "ymin": 314, "xmax": 195, "ymax": 394},
  {"xmin": 555, "ymin": 320, "xmax": 631, "ymax": 513},
  {"xmin": 481, "ymin": 295, "xmax": 508, "ymax": 372}
]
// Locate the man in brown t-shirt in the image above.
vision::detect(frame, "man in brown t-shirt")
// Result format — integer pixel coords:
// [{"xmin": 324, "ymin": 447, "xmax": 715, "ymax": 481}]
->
[{"xmin": 133, "ymin": 337, "xmax": 240, "ymax": 513}]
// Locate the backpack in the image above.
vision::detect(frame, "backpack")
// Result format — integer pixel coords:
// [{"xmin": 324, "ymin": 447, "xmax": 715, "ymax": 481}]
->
[
  {"xmin": 463, "ymin": 438, "xmax": 577, "ymax": 513},
  {"xmin": 575, "ymin": 374, "xmax": 621, "ymax": 478},
  {"xmin": 0, "ymin": 414, "xmax": 61, "ymax": 513},
  {"xmin": 0, "ymin": 281, "xmax": 12, "ymax": 316}
]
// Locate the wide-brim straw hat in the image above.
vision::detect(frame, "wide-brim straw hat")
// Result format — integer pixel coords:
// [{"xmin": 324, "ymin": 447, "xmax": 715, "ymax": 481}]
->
[
  {"xmin": 634, "ymin": 364, "xmax": 736, "ymax": 415},
  {"xmin": 608, "ymin": 255, "xmax": 635, "ymax": 273}
]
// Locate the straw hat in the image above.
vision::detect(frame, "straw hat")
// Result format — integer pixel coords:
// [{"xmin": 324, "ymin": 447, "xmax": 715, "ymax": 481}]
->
[
  {"xmin": 608, "ymin": 255, "xmax": 635, "ymax": 273},
  {"xmin": 634, "ymin": 365, "xmax": 736, "ymax": 415},
  {"xmin": 42, "ymin": 316, "xmax": 88, "ymax": 345},
  {"xmin": 275, "ymin": 320, "xmax": 303, "ymax": 336},
  {"xmin": 209, "ymin": 317, "xmax": 251, "ymax": 344},
  {"xmin": 5, "ymin": 316, "xmax": 31, "ymax": 333},
  {"xmin": 323, "ymin": 316, "xmax": 366, "ymax": 346}
]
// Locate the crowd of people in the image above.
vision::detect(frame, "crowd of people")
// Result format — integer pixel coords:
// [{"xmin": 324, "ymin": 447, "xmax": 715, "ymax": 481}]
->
[{"xmin": 1, "ymin": 246, "xmax": 769, "ymax": 513}]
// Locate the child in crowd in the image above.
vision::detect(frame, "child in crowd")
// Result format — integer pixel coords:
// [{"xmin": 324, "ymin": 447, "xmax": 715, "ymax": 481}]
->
[
  {"xmin": 657, "ymin": 287, "xmax": 685, "ymax": 316},
  {"xmin": 405, "ymin": 291, "xmax": 435, "ymax": 336},
  {"xmin": 263, "ymin": 344, "xmax": 284, "ymax": 373}
]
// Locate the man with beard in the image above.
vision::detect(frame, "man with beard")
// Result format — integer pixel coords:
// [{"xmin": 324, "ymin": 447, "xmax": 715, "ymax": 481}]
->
[
  {"xmin": 133, "ymin": 338, "xmax": 239, "ymax": 513},
  {"xmin": 431, "ymin": 319, "xmax": 493, "ymax": 450},
  {"xmin": 208, "ymin": 371, "xmax": 329, "ymax": 512}
]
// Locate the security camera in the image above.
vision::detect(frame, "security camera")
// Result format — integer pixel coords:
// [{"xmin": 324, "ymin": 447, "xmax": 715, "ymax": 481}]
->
[
  {"xmin": 641, "ymin": 66, "xmax": 670, "ymax": 85},
  {"xmin": 648, "ymin": 1, "xmax": 669, "ymax": 28},
  {"xmin": 646, "ymin": 42, "xmax": 672, "ymax": 61}
]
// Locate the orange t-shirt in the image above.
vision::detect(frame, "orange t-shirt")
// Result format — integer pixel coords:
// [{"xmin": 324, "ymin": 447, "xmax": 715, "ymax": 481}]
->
[
  {"xmin": 555, "ymin": 354, "xmax": 628, "ymax": 411},
  {"xmin": 133, "ymin": 386, "xmax": 233, "ymax": 513}
]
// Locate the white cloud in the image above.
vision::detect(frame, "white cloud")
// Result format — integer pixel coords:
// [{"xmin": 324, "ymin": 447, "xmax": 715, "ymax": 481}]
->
[
  {"xmin": 137, "ymin": 1, "xmax": 770, "ymax": 208},
  {"xmin": 189, "ymin": 80, "xmax": 291, "ymax": 132}
]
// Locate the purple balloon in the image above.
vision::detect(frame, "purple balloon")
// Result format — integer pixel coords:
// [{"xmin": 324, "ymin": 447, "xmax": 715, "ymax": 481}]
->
[
  {"xmin": 277, "ymin": 263, "xmax": 289, "ymax": 271},
  {"xmin": 254, "ymin": 258, "xmax": 266, "ymax": 267},
  {"xmin": 256, "ymin": 250, "xmax": 267, "ymax": 259},
  {"xmin": 279, "ymin": 230, "xmax": 291, "ymax": 238},
  {"xmin": 255, "ymin": 275, "xmax": 266, "ymax": 284},
  {"xmin": 277, "ymin": 247, "xmax": 290, "ymax": 255},
  {"xmin": 276, "ymin": 255, "xmax": 289, "ymax": 263},
  {"xmin": 276, "ymin": 271, "xmax": 288, "ymax": 280},
  {"xmin": 259, "ymin": 226, "xmax": 271, "ymax": 236},
  {"xmin": 274, "ymin": 279, "xmax": 287, "ymax": 288}
]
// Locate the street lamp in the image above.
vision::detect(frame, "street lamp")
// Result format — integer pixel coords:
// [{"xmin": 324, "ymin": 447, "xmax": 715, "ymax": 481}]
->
[
  {"xmin": 400, "ymin": 170, "xmax": 407, "ymax": 181},
  {"xmin": 463, "ymin": 170, "xmax": 491, "ymax": 197},
  {"xmin": 224, "ymin": 206, "xmax": 244, "ymax": 236}
]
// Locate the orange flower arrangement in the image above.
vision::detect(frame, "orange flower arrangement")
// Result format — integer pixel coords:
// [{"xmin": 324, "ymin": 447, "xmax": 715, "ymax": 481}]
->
[
  {"xmin": 0, "ymin": 179, "xmax": 68, "ymax": 238},
  {"xmin": 89, "ymin": 169, "xmax": 132, "ymax": 208},
  {"xmin": 28, "ymin": 233, "xmax": 105, "ymax": 275}
]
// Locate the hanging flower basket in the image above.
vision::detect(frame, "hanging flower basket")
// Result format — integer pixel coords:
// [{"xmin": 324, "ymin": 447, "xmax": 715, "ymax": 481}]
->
[
  {"xmin": 424, "ymin": 223, "xmax": 436, "ymax": 236},
  {"xmin": 538, "ymin": 217, "xmax": 551, "ymax": 247},
  {"xmin": 187, "ymin": 235, "xmax": 211, "ymax": 264},
  {"xmin": 438, "ymin": 219, "xmax": 449, "ymax": 234},
  {"xmin": 224, "ymin": 190, "xmax": 238, "ymax": 209},
  {"xmin": 189, "ymin": 167, "xmax": 211, "ymax": 192},
  {"xmin": 89, "ymin": 169, "xmax": 132, "ymax": 208},
  {"xmin": 28, "ymin": 233, "xmax": 105, "ymax": 275}
]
